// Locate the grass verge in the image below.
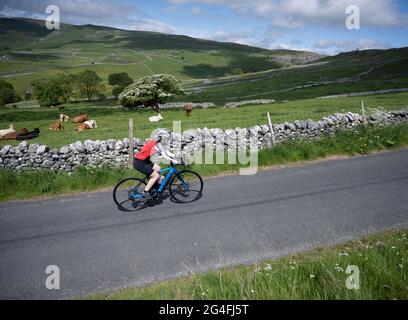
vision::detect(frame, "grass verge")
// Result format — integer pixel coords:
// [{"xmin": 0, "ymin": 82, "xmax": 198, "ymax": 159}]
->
[
  {"xmin": 1, "ymin": 123, "xmax": 408, "ymax": 202},
  {"xmin": 85, "ymin": 227, "xmax": 408, "ymax": 300}
]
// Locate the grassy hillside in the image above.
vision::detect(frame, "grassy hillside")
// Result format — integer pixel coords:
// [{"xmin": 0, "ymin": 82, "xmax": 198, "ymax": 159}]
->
[
  {"xmin": 0, "ymin": 17, "xmax": 321, "ymax": 96},
  {"xmin": 183, "ymin": 47, "xmax": 408, "ymax": 104}
]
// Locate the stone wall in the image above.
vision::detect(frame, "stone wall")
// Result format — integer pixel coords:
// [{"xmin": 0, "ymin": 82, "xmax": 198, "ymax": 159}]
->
[{"xmin": 1, "ymin": 109, "xmax": 407, "ymax": 172}]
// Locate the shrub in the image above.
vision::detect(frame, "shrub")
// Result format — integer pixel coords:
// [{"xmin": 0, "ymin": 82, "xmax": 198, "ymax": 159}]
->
[
  {"xmin": 74, "ymin": 70, "xmax": 105, "ymax": 101},
  {"xmin": 108, "ymin": 72, "xmax": 133, "ymax": 97},
  {"xmin": 118, "ymin": 74, "xmax": 183, "ymax": 111},
  {"xmin": 0, "ymin": 80, "xmax": 21, "ymax": 105},
  {"xmin": 32, "ymin": 74, "xmax": 72, "ymax": 106}
]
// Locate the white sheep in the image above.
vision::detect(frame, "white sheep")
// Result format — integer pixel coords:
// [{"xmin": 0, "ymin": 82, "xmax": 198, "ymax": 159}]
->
[
  {"xmin": 0, "ymin": 124, "xmax": 16, "ymax": 138},
  {"xmin": 149, "ymin": 114, "xmax": 163, "ymax": 123}
]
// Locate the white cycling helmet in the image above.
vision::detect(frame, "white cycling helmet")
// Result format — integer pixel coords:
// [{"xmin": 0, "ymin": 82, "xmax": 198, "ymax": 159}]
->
[{"xmin": 152, "ymin": 128, "xmax": 170, "ymax": 140}]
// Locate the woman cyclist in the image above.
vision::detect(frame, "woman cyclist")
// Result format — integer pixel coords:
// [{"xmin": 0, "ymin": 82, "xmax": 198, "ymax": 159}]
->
[{"xmin": 133, "ymin": 129, "xmax": 178, "ymax": 199}]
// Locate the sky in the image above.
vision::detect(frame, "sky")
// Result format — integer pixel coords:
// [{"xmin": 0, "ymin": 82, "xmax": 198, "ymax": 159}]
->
[{"xmin": 1, "ymin": 0, "xmax": 408, "ymax": 54}]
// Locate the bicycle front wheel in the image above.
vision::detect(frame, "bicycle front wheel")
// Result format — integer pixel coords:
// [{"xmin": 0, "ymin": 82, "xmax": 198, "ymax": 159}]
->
[
  {"xmin": 113, "ymin": 177, "xmax": 147, "ymax": 211},
  {"xmin": 169, "ymin": 170, "xmax": 203, "ymax": 203}
]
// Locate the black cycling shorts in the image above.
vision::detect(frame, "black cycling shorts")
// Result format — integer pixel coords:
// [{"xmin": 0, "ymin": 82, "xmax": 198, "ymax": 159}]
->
[{"xmin": 133, "ymin": 158, "xmax": 154, "ymax": 176}]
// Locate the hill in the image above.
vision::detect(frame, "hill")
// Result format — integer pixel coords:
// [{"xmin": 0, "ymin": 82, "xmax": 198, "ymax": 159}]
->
[
  {"xmin": 1, "ymin": 17, "xmax": 407, "ymax": 104},
  {"xmin": 0, "ymin": 17, "xmax": 322, "ymax": 96}
]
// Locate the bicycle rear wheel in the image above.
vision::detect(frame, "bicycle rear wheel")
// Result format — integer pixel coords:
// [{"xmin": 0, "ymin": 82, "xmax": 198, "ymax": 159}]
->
[
  {"xmin": 169, "ymin": 170, "xmax": 203, "ymax": 203},
  {"xmin": 113, "ymin": 177, "xmax": 147, "ymax": 211}
]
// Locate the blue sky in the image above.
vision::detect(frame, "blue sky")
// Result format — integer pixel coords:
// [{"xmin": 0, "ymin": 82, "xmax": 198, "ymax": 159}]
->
[{"xmin": 1, "ymin": 0, "xmax": 408, "ymax": 54}]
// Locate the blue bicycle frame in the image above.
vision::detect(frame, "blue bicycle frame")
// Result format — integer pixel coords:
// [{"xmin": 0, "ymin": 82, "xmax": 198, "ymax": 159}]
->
[
  {"xmin": 157, "ymin": 165, "xmax": 178, "ymax": 192},
  {"xmin": 130, "ymin": 163, "xmax": 190, "ymax": 201}
]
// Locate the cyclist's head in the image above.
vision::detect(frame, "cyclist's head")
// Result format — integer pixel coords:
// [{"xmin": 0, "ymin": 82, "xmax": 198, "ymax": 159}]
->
[{"xmin": 152, "ymin": 128, "xmax": 170, "ymax": 142}]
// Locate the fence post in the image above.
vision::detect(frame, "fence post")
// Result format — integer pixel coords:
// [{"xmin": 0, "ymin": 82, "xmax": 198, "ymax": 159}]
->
[
  {"xmin": 128, "ymin": 118, "xmax": 134, "ymax": 167},
  {"xmin": 267, "ymin": 112, "xmax": 276, "ymax": 145},
  {"xmin": 361, "ymin": 99, "xmax": 366, "ymax": 122}
]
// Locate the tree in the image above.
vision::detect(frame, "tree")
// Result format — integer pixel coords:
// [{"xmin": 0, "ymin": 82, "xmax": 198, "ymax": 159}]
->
[
  {"xmin": 75, "ymin": 70, "xmax": 104, "ymax": 101},
  {"xmin": 231, "ymin": 68, "xmax": 243, "ymax": 75},
  {"xmin": 32, "ymin": 74, "xmax": 72, "ymax": 107},
  {"xmin": 108, "ymin": 73, "xmax": 133, "ymax": 97},
  {"xmin": 0, "ymin": 80, "xmax": 21, "ymax": 106},
  {"xmin": 119, "ymin": 74, "xmax": 183, "ymax": 111}
]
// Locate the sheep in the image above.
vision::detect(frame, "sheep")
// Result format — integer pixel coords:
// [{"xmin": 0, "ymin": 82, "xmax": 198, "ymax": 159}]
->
[
  {"xmin": 0, "ymin": 124, "xmax": 16, "ymax": 138},
  {"xmin": 149, "ymin": 113, "xmax": 163, "ymax": 123}
]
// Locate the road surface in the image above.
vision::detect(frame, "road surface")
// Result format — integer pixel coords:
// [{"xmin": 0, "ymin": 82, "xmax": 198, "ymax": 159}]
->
[{"xmin": 1, "ymin": 149, "xmax": 408, "ymax": 299}]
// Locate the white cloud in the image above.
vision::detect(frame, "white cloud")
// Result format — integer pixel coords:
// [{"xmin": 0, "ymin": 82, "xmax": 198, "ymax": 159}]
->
[
  {"xmin": 313, "ymin": 39, "xmax": 392, "ymax": 51},
  {"xmin": 0, "ymin": 0, "xmax": 151, "ymax": 30},
  {"xmin": 133, "ymin": 20, "xmax": 175, "ymax": 34},
  {"xmin": 167, "ymin": 0, "xmax": 408, "ymax": 28},
  {"xmin": 191, "ymin": 6, "xmax": 201, "ymax": 15}
]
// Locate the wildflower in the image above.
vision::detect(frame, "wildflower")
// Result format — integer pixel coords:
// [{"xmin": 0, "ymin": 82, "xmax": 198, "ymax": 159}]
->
[
  {"xmin": 310, "ymin": 274, "xmax": 316, "ymax": 279},
  {"xmin": 290, "ymin": 266, "xmax": 296, "ymax": 270},
  {"xmin": 399, "ymin": 264, "xmax": 403, "ymax": 269},
  {"xmin": 334, "ymin": 265, "xmax": 344, "ymax": 272},
  {"xmin": 264, "ymin": 264, "xmax": 272, "ymax": 271},
  {"xmin": 391, "ymin": 246, "xmax": 396, "ymax": 250},
  {"xmin": 339, "ymin": 252, "xmax": 349, "ymax": 256}
]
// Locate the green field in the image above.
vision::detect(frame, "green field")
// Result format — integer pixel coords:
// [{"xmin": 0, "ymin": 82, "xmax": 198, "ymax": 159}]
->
[
  {"xmin": 1, "ymin": 92, "xmax": 408, "ymax": 149},
  {"xmin": 86, "ymin": 228, "xmax": 408, "ymax": 300}
]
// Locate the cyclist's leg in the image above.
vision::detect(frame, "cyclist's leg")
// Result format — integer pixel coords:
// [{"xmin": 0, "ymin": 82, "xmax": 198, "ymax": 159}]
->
[
  {"xmin": 153, "ymin": 164, "xmax": 164, "ymax": 184},
  {"xmin": 145, "ymin": 164, "xmax": 161, "ymax": 192}
]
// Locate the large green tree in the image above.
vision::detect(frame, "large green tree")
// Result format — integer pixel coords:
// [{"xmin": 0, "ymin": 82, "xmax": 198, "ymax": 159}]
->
[
  {"xmin": 108, "ymin": 72, "xmax": 133, "ymax": 97},
  {"xmin": 0, "ymin": 80, "xmax": 21, "ymax": 106},
  {"xmin": 32, "ymin": 74, "xmax": 72, "ymax": 107},
  {"xmin": 119, "ymin": 74, "xmax": 183, "ymax": 111},
  {"xmin": 75, "ymin": 70, "xmax": 105, "ymax": 101}
]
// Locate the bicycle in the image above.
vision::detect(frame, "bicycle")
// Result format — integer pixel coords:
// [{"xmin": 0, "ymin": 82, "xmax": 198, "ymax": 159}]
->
[{"xmin": 113, "ymin": 161, "xmax": 204, "ymax": 211}]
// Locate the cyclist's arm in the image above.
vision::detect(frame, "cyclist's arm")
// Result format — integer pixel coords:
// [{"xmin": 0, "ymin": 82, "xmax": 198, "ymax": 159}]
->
[{"xmin": 155, "ymin": 143, "xmax": 178, "ymax": 163}]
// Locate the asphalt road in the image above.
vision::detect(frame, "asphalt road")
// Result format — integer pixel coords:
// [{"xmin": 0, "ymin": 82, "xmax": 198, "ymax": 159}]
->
[{"xmin": 1, "ymin": 149, "xmax": 408, "ymax": 299}]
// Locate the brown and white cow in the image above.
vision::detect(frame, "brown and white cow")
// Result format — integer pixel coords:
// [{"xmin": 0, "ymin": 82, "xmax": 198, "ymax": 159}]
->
[
  {"xmin": 75, "ymin": 123, "xmax": 91, "ymax": 132},
  {"xmin": 73, "ymin": 113, "xmax": 89, "ymax": 123},
  {"xmin": 50, "ymin": 122, "xmax": 64, "ymax": 131},
  {"xmin": 185, "ymin": 103, "xmax": 193, "ymax": 117},
  {"xmin": 2, "ymin": 128, "xmax": 28, "ymax": 140},
  {"xmin": 59, "ymin": 114, "xmax": 70, "ymax": 122}
]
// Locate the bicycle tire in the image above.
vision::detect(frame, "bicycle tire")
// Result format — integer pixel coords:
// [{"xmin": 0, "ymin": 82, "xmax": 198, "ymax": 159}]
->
[
  {"xmin": 169, "ymin": 170, "xmax": 203, "ymax": 203},
  {"xmin": 113, "ymin": 177, "xmax": 147, "ymax": 211}
]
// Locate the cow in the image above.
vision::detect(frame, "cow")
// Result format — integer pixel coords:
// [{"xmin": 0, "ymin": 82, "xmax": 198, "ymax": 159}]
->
[
  {"xmin": 59, "ymin": 114, "xmax": 70, "ymax": 122},
  {"xmin": 75, "ymin": 123, "xmax": 91, "ymax": 132},
  {"xmin": 73, "ymin": 113, "xmax": 89, "ymax": 123},
  {"xmin": 149, "ymin": 114, "xmax": 163, "ymax": 123},
  {"xmin": 50, "ymin": 122, "xmax": 64, "ymax": 131},
  {"xmin": 83, "ymin": 119, "xmax": 97, "ymax": 129},
  {"xmin": 185, "ymin": 104, "xmax": 193, "ymax": 117},
  {"xmin": 0, "ymin": 124, "xmax": 16, "ymax": 138},
  {"xmin": 16, "ymin": 128, "xmax": 40, "ymax": 140},
  {"xmin": 2, "ymin": 128, "xmax": 28, "ymax": 140}
]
